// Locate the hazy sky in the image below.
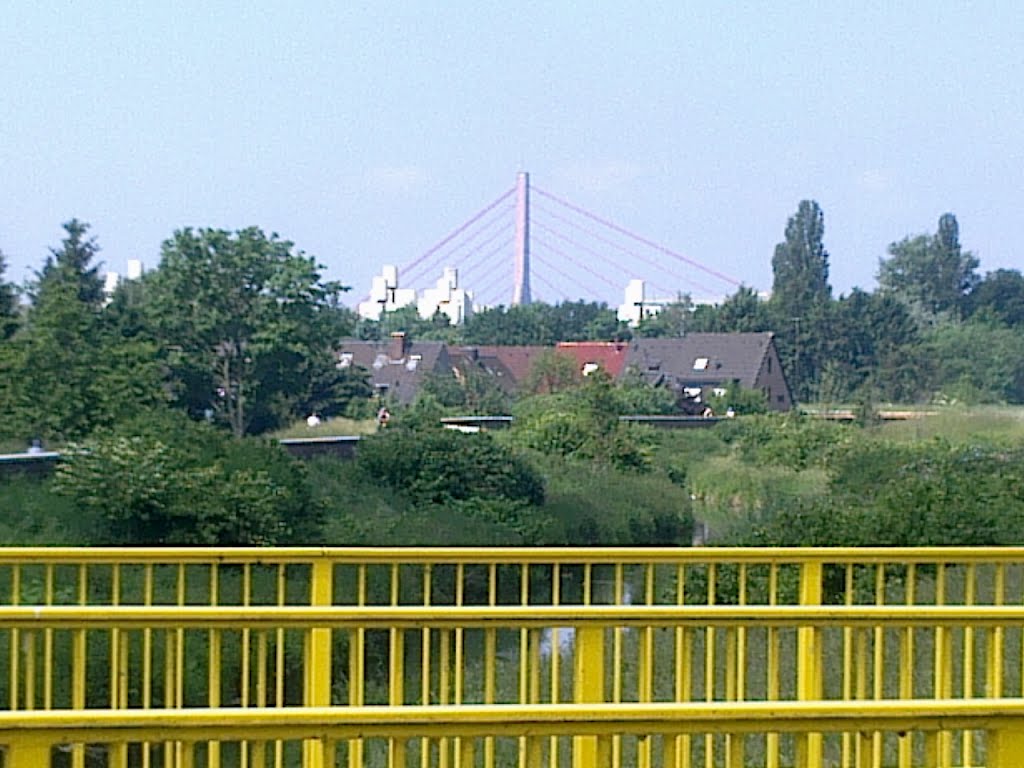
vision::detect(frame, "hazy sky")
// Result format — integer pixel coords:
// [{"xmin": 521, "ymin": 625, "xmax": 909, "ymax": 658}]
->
[{"xmin": 2, "ymin": 1, "xmax": 1022, "ymax": 306}]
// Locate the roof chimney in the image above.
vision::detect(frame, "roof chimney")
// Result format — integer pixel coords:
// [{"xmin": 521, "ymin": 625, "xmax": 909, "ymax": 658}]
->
[{"xmin": 389, "ymin": 332, "xmax": 408, "ymax": 360}]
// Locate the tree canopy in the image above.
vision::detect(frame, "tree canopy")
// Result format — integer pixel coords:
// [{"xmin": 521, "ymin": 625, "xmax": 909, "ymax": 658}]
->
[{"xmin": 146, "ymin": 227, "xmax": 355, "ymax": 436}]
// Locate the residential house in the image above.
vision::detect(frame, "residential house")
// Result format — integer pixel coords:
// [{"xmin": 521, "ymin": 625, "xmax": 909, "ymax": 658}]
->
[
  {"xmin": 336, "ymin": 333, "xmax": 452, "ymax": 405},
  {"xmin": 625, "ymin": 333, "xmax": 793, "ymax": 411}
]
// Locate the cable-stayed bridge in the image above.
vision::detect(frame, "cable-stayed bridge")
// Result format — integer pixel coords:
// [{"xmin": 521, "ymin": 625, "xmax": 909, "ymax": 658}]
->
[{"xmin": 360, "ymin": 173, "xmax": 743, "ymax": 318}]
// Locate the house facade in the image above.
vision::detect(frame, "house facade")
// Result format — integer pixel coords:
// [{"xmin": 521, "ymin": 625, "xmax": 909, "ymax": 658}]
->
[{"xmin": 624, "ymin": 333, "xmax": 793, "ymax": 411}]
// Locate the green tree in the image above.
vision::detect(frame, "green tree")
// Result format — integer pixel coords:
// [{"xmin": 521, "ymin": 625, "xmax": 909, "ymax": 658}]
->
[
  {"xmin": 966, "ymin": 269, "xmax": 1024, "ymax": 328},
  {"xmin": 769, "ymin": 201, "xmax": 833, "ymax": 403},
  {"xmin": 827, "ymin": 289, "xmax": 923, "ymax": 402},
  {"xmin": 524, "ymin": 348, "xmax": 579, "ymax": 394},
  {"xmin": 0, "ymin": 224, "xmax": 166, "ymax": 443},
  {"xmin": 878, "ymin": 213, "xmax": 979, "ymax": 321},
  {"xmin": 771, "ymin": 201, "xmax": 831, "ymax": 311},
  {"xmin": 32, "ymin": 219, "xmax": 105, "ymax": 307},
  {"xmin": 0, "ymin": 250, "xmax": 18, "ymax": 339},
  {"xmin": 636, "ymin": 296, "xmax": 692, "ymax": 337},
  {"xmin": 146, "ymin": 227, "xmax": 351, "ymax": 436}
]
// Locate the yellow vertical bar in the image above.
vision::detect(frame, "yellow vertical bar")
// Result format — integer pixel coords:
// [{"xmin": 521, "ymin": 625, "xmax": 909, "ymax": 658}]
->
[
  {"xmin": 988, "ymin": 726, "xmax": 1024, "ymax": 768},
  {"xmin": 165, "ymin": 570, "xmax": 177, "ymax": 768},
  {"xmin": 24, "ymin": 629, "xmax": 35, "ymax": 711},
  {"xmin": 389, "ymin": 562, "xmax": 406, "ymax": 768},
  {"xmin": 111, "ymin": 564, "xmax": 128, "ymax": 768},
  {"xmin": 963, "ymin": 562, "xmax": 976, "ymax": 768},
  {"xmin": 897, "ymin": 564, "xmax": 915, "ymax": 768},
  {"xmin": 111, "ymin": 564, "xmax": 120, "ymax": 708},
  {"xmin": 177, "ymin": 562, "xmax": 188, "ymax": 768},
  {"xmin": 6, "ymin": 735, "xmax": 51, "ymax": 768},
  {"xmin": 274, "ymin": 565, "xmax": 285, "ymax": 768},
  {"xmin": 612, "ymin": 563, "xmax": 623, "ymax": 768},
  {"xmin": 10, "ymin": 564, "xmax": 19, "ymax": 711},
  {"xmin": 518, "ymin": 563, "xmax": 530, "ymax": 768},
  {"xmin": 142, "ymin": 564, "xmax": 153, "ymax": 768},
  {"xmin": 796, "ymin": 559, "xmax": 823, "ymax": 768},
  {"xmin": 550, "ymin": 563, "xmax": 561, "ymax": 768},
  {"xmin": 841, "ymin": 564, "xmax": 854, "ymax": 768},
  {"xmin": 573, "ymin": 629, "xmax": 605, "ymax": 768},
  {"xmin": 725, "ymin": 563, "xmax": 746, "ymax": 768},
  {"xmin": 926, "ymin": 563, "xmax": 951, "ymax": 766},
  {"xmin": 988, "ymin": 564, "xmax": 1005, "ymax": 698},
  {"xmin": 704, "ymin": 563, "xmax": 716, "ymax": 768},
  {"xmin": 72, "ymin": 564, "xmax": 87, "ymax": 768},
  {"xmin": 441, "ymin": 617, "xmax": 451, "ymax": 768},
  {"xmin": 240, "ymin": 564, "xmax": 251, "ymax": 768},
  {"xmin": 484, "ymin": 562, "xmax": 497, "ymax": 768},
  {"xmin": 766, "ymin": 563, "xmax": 778, "ymax": 768},
  {"xmin": 253, "ymin": 627, "xmax": 268, "ymax": 768},
  {"xmin": 457, "ymin": 736, "xmax": 475, "ymax": 768},
  {"xmin": 420, "ymin": 563, "xmax": 432, "ymax": 768},
  {"xmin": 305, "ymin": 561, "xmax": 333, "ymax": 768},
  {"xmin": 572, "ymin": 560, "xmax": 608, "ymax": 768},
  {"xmin": 674, "ymin": 563, "xmax": 691, "ymax": 768},
  {"xmin": 43, "ymin": 564, "xmax": 53, "ymax": 711},
  {"xmin": 638, "ymin": 563, "xmax": 654, "ymax": 768},
  {"xmin": 871, "ymin": 564, "xmax": 885, "ymax": 768},
  {"xmin": 348, "ymin": 563, "xmax": 365, "ymax": 768},
  {"xmin": 528, "ymin": 627, "xmax": 542, "ymax": 767},
  {"xmin": 855, "ymin": 628, "xmax": 868, "ymax": 768},
  {"xmin": 208, "ymin": 565, "xmax": 222, "ymax": 768},
  {"xmin": 451, "ymin": 563, "xmax": 465, "ymax": 768}
]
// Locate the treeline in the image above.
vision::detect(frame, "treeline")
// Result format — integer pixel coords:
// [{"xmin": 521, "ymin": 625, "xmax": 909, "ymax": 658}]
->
[
  {"xmin": 0, "ymin": 222, "xmax": 369, "ymax": 445},
  {"xmin": 362, "ymin": 203, "xmax": 1024, "ymax": 407}
]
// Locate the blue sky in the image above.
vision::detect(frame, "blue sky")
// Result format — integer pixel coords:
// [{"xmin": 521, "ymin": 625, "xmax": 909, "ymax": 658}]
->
[{"xmin": 2, "ymin": 1, "xmax": 1022, "ymax": 306}]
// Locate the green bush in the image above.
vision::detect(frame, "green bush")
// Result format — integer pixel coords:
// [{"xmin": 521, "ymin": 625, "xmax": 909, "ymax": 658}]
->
[
  {"xmin": 715, "ymin": 413, "xmax": 850, "ymax": 470},
  {"xmin": 354, "ymin": 427, "xmax": 545, "ymax": 507},
  {"xmin": 508, "ymin": 375, "xmax": 657, "ymax": 471},
  {"xmin": 53, "ymin": 412, "xmax": 320, "ymax": 545}
]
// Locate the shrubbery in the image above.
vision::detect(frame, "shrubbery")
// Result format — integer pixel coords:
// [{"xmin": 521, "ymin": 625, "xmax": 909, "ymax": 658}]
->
[{"xmin": 53, "ymin": 412, "xmax": 320, "ymax": 545}]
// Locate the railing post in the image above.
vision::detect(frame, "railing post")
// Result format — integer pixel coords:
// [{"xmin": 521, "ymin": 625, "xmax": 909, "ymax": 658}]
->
[
  {"xmin": 988, "ymin": 727, "xmax": 1024, "ymax": 766},
  {"xmin": 6, "ymin": 736, "xmax": 51, "ymax": 768},
  {"xmin": 305, "ymin": 557, "xmax": 333, "ymax": 768},
  {"xmin": 797, "ymin": 560, "xmax": 823, "ymax": 768},
  {"xmin": 574, "ymin": 626, "xmax": 607, "ymax": 768}
]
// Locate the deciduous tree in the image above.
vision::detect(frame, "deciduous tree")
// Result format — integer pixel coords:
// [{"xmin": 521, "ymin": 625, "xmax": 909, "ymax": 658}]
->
[{"xmin": 146, "ymin": 227, "xmax": 352, "ymax": 436}]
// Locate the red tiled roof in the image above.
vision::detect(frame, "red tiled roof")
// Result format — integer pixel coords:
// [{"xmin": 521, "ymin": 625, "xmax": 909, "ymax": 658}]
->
[{"xmin": 555, "ymin": 342, "xmax": 631, "ymax": 378}]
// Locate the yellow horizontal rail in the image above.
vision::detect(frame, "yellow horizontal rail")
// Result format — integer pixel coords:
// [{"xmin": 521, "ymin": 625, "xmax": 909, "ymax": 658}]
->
[
  {"xmin": 3, "ymin": 603, "xmax": 1024, "ymax": 628},
  {"xmin": 3, "ymin": 545, "xmax": 1024, "ymax": 563},
  {"xmin": 2, "ymin": 699, "xmax": 1024, "ymax": 738}
]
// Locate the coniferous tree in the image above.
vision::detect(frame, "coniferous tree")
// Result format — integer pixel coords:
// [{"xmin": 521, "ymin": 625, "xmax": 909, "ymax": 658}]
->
[
  {"xmin": 0, "ymin": 250, "xmax": 19, "ymax": 339},
  {"xmin": 32, "ymin": 219, "xmax": 105, "ymax": 308}
]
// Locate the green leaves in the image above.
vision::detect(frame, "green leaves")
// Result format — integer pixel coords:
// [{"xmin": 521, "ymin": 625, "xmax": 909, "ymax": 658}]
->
[
  {"xmin": 146, "ymin": 227, "xmax": 354, "ymax": 436},
  {"xmin": 53, "ymin": 414, "xmax": 319, "ymax": 545}
]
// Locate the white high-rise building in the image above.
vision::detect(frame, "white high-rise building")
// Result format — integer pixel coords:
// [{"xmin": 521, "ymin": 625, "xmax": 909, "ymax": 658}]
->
[
  {"xmin": 357, "ymin": 265, "xmax": 474, "ymax": 325},
  {"xmin": 417, "ymin": 267, "xmax": 474, "ymax": 325},
  {"xmin": 357, "ymin": 265, "xmax": 418, "ymax": 321},
  {"xmin": 617, "ymin": 279, "xmax": 675, "ymax": 327}
]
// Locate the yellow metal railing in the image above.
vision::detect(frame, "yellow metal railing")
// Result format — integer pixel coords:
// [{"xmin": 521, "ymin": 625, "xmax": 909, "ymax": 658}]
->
[{"xmin": 1, "ymin": 547, "xmax": 1024, "ymax": 767}]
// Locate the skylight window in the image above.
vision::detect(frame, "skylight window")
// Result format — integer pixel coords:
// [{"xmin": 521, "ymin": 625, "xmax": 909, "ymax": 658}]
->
[{"xmin": 693, "ymin": 357, "xmax": 709, "ymax": 371}]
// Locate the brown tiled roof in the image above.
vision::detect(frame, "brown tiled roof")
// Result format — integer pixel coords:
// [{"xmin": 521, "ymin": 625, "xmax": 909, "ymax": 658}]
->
[{"xmin": 467, "ymin": 345, "xmax": 550, "ymax": 391}]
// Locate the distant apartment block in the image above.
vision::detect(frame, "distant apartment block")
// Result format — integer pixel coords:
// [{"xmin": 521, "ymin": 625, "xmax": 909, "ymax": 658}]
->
[{"xmin": 357, "ymin": 265, "xmax": 473, "ymax": 325}]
